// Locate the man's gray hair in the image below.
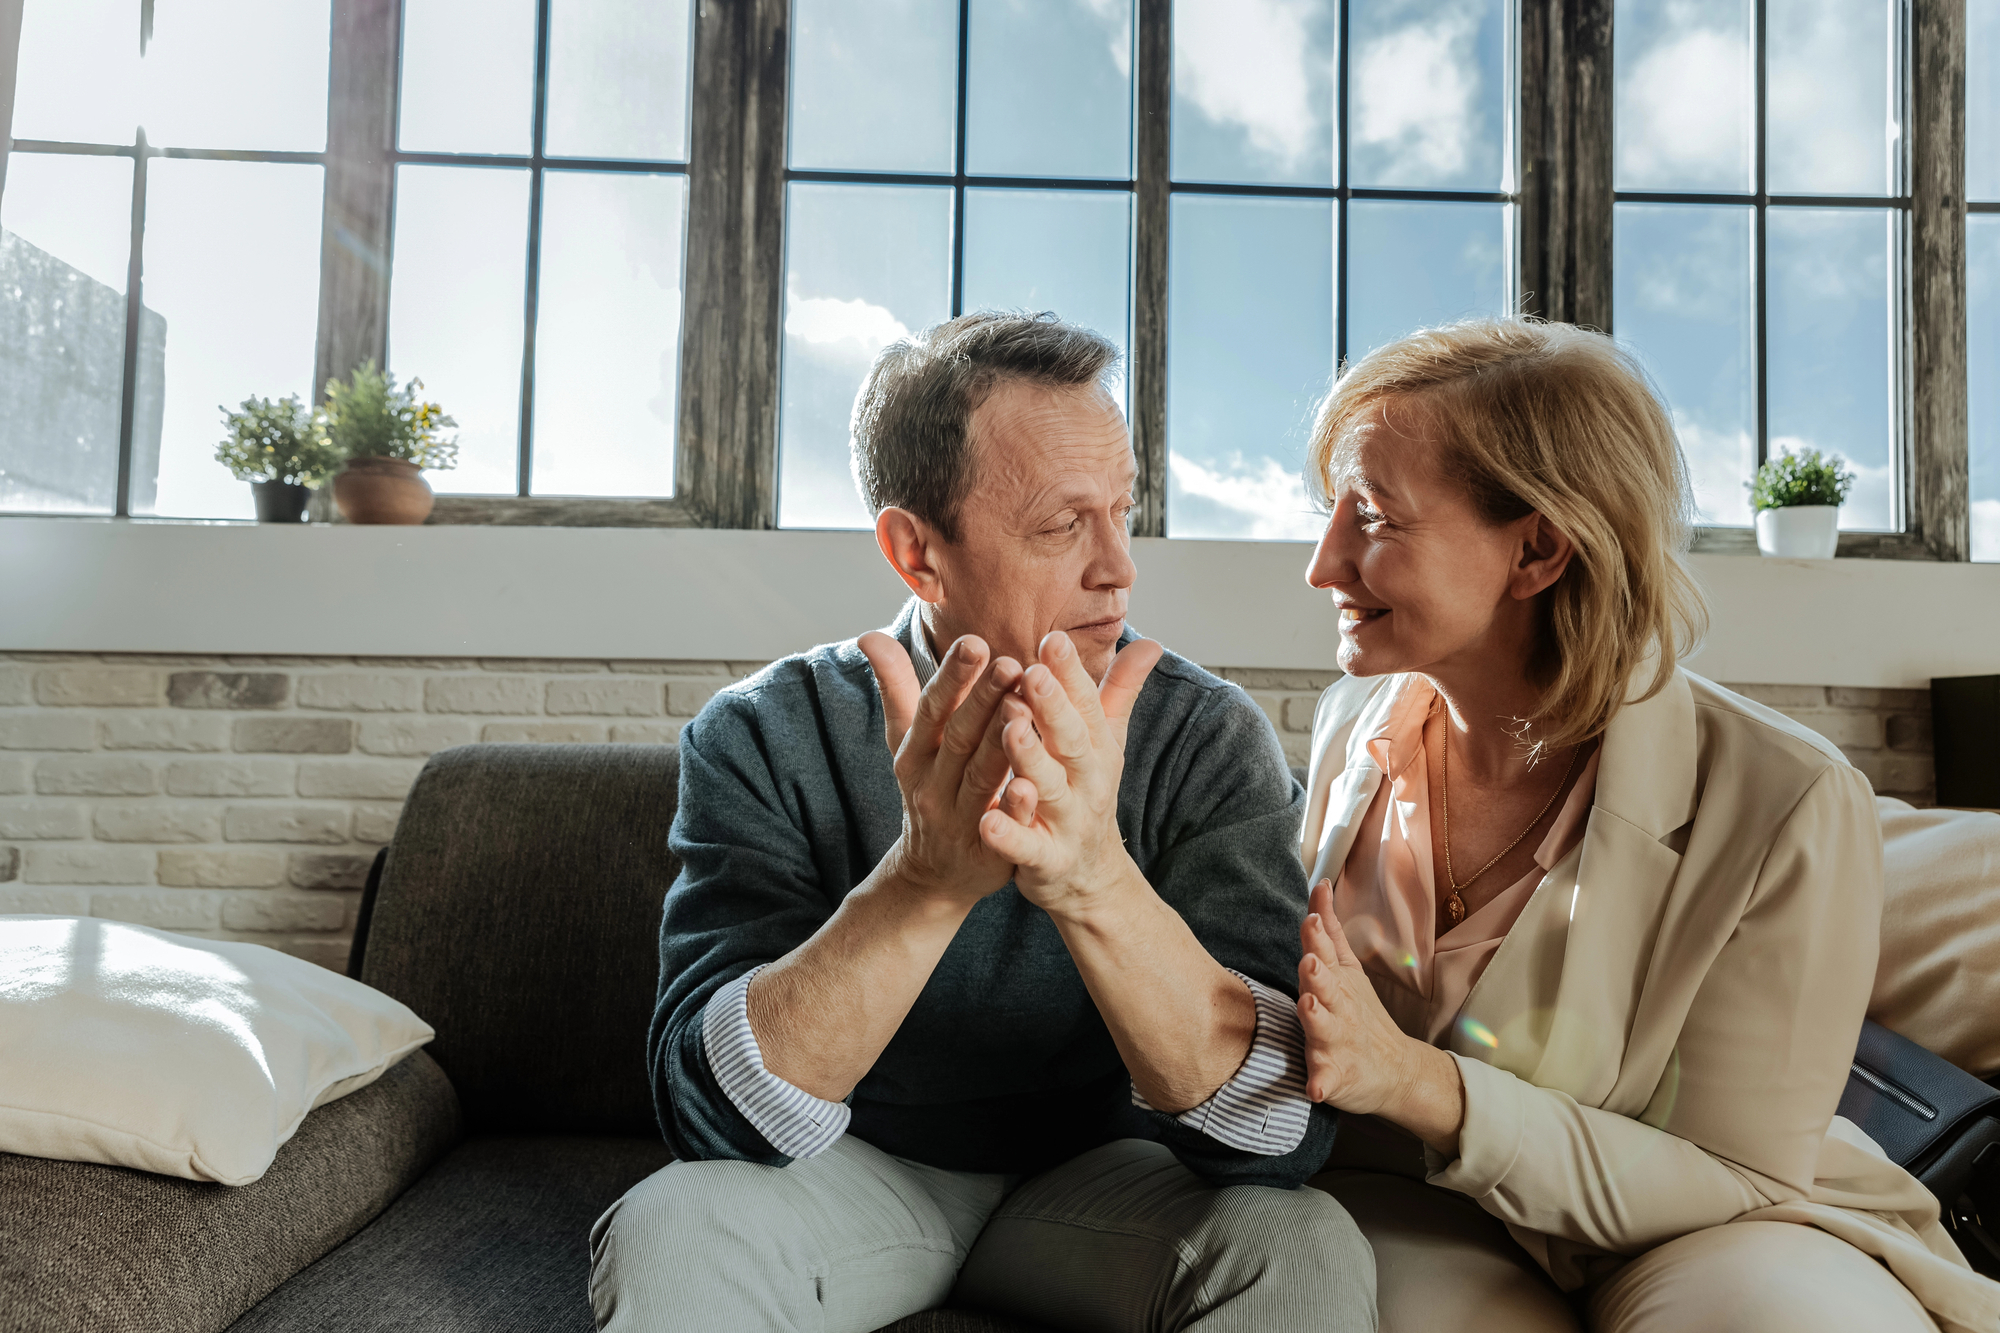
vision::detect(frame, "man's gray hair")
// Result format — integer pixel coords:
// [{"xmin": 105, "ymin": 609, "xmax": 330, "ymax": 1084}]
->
[{"xmin": 850, "ymin": 311, "xmax": 1121, "ymax": 543}]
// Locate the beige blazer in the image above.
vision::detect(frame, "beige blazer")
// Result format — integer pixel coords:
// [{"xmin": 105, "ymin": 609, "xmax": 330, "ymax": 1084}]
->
[{"xmin": 1301, "ymin": 667, "xmax": 2000, "ymax": 1333}]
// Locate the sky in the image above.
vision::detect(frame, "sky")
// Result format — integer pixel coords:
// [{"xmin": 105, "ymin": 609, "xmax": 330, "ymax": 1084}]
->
[{"xmin": 0, "ymin": 0, "xmax": 1991, "ymax": 558}]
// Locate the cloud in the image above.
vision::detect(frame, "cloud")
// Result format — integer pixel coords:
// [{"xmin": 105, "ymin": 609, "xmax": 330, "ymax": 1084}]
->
[
  {"xmin": 1168, "ymin": 451, "xmax": 1325, "ymax": 540},
  {"xmin": 1674, "ymin": 417, "xmax": 1756, "ymax": 527},
  {"xmin": 1974, "ymin": 499, "xmax": 2000, "ymax": 563},
  {"xmin": 784, "ymin": 293, "xmax": 910, "ymax": 359},
  {"xmin": 1617, "ymin": 27, "xmax": 1752, "ymax": 188},
  {"xmin": 1077, "ymin": 0, "xmax": 1133, "ymax": 78},
  {"xmin": 1351, "ymin": 6, "xmax": 1483, "ymax": 181},
  {"xmin": 1173, "ymin": 0, "xmax": 1321, "ymax": 171}
]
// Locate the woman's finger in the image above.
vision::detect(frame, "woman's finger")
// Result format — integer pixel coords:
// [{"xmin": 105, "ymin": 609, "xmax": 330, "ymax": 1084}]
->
[
  {"xmin": 1297, "ymin": 992, "xmax": 1342, "ymax": 1103},
  {"xmin": 1301, "ymin": 911, "xmax": 1341, "ymax": 970},
  {"xmin": 1321, "ymin": 909, "xmax": 1363, "ymax": 971}
]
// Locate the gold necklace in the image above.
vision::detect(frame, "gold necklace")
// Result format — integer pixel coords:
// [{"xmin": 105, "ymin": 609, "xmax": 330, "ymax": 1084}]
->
[{"xmin": 1437, "ymin": 715, "xmax": 1578, "ymax": 927}]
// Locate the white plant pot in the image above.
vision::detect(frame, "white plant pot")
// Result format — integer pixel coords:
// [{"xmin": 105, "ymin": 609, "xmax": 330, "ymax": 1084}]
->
[{"xmin": 1754, "ymin": 505, "xmax": 1839, "ymax": 558}]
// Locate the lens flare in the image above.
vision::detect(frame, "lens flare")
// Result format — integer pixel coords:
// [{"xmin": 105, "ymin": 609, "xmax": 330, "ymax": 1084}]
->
[{"xmin": 1458, "ymin": 1017, "xmax": 1499, "ymax": 1049}]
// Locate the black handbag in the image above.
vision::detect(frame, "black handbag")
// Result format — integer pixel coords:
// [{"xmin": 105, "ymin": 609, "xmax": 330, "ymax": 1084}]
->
[{"xmin": 1838, "ymin": 1019, "xmax": 2000, "ymax": 1277}]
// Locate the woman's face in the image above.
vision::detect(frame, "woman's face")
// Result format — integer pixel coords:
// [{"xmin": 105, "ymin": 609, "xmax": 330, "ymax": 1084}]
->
[{"xmin": 1305, "ymin": 402, "xmax": 1560, "ymax": 681}]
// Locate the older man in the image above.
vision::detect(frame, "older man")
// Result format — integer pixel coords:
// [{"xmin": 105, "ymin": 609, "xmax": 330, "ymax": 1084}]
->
[{"xmin": 589, "ymin": 314, "xmax": 1371, "ymax": 1332}]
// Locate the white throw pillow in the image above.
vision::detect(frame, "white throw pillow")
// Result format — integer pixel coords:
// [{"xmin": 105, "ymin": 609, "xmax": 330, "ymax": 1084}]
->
[
  {"xmin": 1871, "ymin": 798, "xmax": 2000, "ymax": 1078},
  {"xmin": 0, "ymin": 915, "xmax": 434, "ymax": 1185}
]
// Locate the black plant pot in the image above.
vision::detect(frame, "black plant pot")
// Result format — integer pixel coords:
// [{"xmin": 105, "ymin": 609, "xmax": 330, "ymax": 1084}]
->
[{"xmin": 250, "ymin": 480, "xmax": 312, "ymax": 523}]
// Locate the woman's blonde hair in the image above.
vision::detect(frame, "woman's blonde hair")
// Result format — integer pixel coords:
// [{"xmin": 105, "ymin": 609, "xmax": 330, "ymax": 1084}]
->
[{"xmin": 1307, "ymin": 317, "xmax": 1709, "ymax": 755}]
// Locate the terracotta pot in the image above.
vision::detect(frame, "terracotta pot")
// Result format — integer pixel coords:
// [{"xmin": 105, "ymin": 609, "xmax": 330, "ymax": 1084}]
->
[
  {"xmin": 249, "ymin": 480, "xmax": 311, "ymax": 523},
  {"xmin": 332, "ymin": 457, "xmax": 434, "ymax": 525}
]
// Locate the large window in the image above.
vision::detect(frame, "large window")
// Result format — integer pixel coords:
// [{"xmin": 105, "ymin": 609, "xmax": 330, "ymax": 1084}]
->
[
  {"xmin": 390, "ymin": 0, "xmax": 692, "ymax": 498},
  {"xmin": 1972, "ymin": 0, "xmax": 1998, "ymax": 562},
  {"xmin": 774, "ymin": 0, "xmax": 1136, "ymax": 529},
  {"xmin": 2, "ymin": 0, "xmax": 331, "ymax": 518},
  {"xmin": 1612, "ymin": 0, "xmax": 1907, "ymax": 532}
]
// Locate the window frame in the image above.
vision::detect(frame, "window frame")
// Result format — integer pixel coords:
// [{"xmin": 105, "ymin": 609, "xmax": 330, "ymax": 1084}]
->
[{"xmin": 0, "ymin": 0, "xmax": 1976, "ymax": 559}]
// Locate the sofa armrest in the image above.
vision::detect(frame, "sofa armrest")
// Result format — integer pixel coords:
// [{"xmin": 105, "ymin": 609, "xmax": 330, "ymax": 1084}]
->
[{"xmin": 0, "ymin": 1049, "xmax": 460, "ymax": 1333}]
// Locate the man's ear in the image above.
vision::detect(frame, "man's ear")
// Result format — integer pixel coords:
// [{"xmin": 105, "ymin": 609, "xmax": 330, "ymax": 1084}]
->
[
  {"xmin": 876, "ymin": 507, "xmax": 947, "ymax": 604},
  {"xmin": 1509, "ymin": 511, "xmax": 1575, "ymax": 602}
]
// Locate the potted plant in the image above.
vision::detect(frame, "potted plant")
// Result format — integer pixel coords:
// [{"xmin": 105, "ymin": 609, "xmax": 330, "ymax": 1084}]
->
[
  {"xmin": 322, "ymin": 361, "xmax": 459, "ymax": 525},
  {"xmin": 1747, "ymin": 447, "xmax": 1855, "ymax": 558},
  {"xmin": 214, "ymin": 395, "xmax": 340, "ymax": 522}
]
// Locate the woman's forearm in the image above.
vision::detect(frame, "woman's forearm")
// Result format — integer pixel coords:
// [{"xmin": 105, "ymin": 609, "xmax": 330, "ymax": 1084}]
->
[{"xmin": 1051, "ymin": 855, "xmax": 1259, "ymax": 1113}]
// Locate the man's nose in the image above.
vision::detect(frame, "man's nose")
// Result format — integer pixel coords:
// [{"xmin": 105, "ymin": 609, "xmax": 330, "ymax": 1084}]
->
[{"xmin": 1087, "ymin": 519, "xmax": 1138, "ymax": 590}]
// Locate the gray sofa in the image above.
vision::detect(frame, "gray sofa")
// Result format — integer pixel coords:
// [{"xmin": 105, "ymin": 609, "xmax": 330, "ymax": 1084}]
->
[{"xmin": 0, "ymin": 743, "xmax": 1038, "ymax": 1333}]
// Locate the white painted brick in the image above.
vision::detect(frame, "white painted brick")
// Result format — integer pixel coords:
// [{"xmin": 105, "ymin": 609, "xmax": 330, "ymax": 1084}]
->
[
  {"xmin": 222, "ymin": 893, "xmax": 348, "ymax": 932},
  {"xmin": 0, "ymin": 886, "xmax": 91, "ymax": 915},
  {"xmin": 1280, "ymin": 696, "xmax": 1319, "ymax": 733},
  {"xmin": 223, "ymin": 804, "xmax": 350, "ymax": 844},
  {"xmin": 0, "ymin": 667, "xmax": 32, "ymax": 706},
  {"xmin": 0, "ymin": 846, "xmax": 18, "ymax": 882},
  {"xmin": 34, "ymin": 667, "xmax": 165, "ymax": 707},
  {"xmin": 425, "ymin": 675, "xmax": 542, "ymax": 714},
  {"xmin": 91, "ymin": 890, "xmax": 224, "ymax": 929},
  {"xmin": 156, "ymin": 848, "xmax": 287, "ymax": 888},
  {"xmin": 289, "ymin": 852, "xmax": 375, "ymax": 889},
  {"xmin": 99, "ymin": 712, "xmax": 232, "ymax": 752},
  {"xmin": 22, "ymin": 844, "xmax": 155, "ymax": 884},
  {"xmin": 1780, "ymin": 710, "xmax": 1886, "ymax": 751},
  {"xmin": 91, "ymin": 802, "xmax": 223, "ymax": 844},
  {"xmin": 164, "ymin": 758, "xmax": 295, "ymax": 798},
  {"xmin": 480, "ymin": 721, "xmax": 608, "ymax": 743},
  {"xmin": 665, "ymin": 681, "xmax": 720, "ymax": 716},
  {"xmin": 0, "ymin": 800, "xmax": 90, "ymax": 840},
  {"xmin": 1722, "ymin": 683, "xmax": 1827, "ymax": 709},
  {"xmin": 351, "ymin": 804, "xmax": 403, "ymax": 844},
  {"xmin": 296, "ymin": 759, "xmax": 423, "ymax": 800},
  {"xmin": 233, "ymin": 717, "xmax": 354, "ymax": 754},
  {"xmin": 0, "ymin": 757, "xmax": 26, "ymax": 794},
  {"xmin": 479, "ymin": 658, "xmax": 606, "ymax": 673},
  {"xmin": 545, "ymin": 678, "xmax": 663, "ymax": 716},
  {"xmin": 609, "ymin": 721, "xmax": 684, "ymax": 744},
  {"xmin": 37, "ymin": 757, "xmax": 161, "ymax": 796},
  {"xmin": 297, "ymin": 673, "xmax": 423, "ymax": 712},
  {"xmin": 355, "ymin": 717, "xmax": 473, "ymax": 756},
  {"xmin": 1829, "ymin": 687, "xmax": 1929, "ymax": 711},
  {"xmin": 611, "ymin": 660, "xmax": 731, "ymax": 675},
  {"xmin": 0, "ymin": 713, "xmax": 97, "ymax": 751},
  {"xmin": 1848, "ymin": 750, "xmax": 1933, "ymax": 796}
]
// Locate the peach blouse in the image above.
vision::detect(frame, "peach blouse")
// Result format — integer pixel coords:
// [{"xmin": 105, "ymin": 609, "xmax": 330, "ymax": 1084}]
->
[{"xmin": 1332, "ymin": 680, "xmax": 1602, "ymax": 1047}]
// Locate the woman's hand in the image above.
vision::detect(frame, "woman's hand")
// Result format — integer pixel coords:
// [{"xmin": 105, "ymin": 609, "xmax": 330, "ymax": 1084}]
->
[{"xmin": 1298, "ymin": 878, "xmax": 1468, "ymax": 1155}]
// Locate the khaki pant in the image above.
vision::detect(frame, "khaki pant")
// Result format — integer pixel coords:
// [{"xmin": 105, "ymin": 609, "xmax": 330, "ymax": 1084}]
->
[
  {"xmin": 590, "ymin": 1135, "xmax": 1377, "ymax": 1333},
  {"xmin": 1316, "ymin": 1170, "xmax": 1940, "ymax": 1333}
]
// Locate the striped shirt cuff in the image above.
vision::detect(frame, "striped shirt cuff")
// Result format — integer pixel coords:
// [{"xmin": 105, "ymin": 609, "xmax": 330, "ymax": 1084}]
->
[
  {"xmin": 1130, "ymin": 970, "xmax": 1312, "ymax": 1156},
  {"xmin": 700, "ymin": 965, "xmax": 851, "ymax": 1161}
]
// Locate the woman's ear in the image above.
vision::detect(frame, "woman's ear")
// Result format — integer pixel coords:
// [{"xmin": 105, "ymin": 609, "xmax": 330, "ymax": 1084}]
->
[
  {"xmin": 1509, "ymin": 512, "xmax": 1575, "ymax": 602},
  {"xmin": 875, "ymin": 507, "xmax": 947, "ymax": 604}
]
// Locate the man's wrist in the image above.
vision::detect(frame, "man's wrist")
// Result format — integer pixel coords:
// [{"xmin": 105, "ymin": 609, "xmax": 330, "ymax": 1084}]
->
[
  {"xmin": 868, "ymin": 843, "xmax": 983, "ymax": 933},
  {"xmin": 1038, "ymin": 848, "xmax": 1152, "ymax": 932}
]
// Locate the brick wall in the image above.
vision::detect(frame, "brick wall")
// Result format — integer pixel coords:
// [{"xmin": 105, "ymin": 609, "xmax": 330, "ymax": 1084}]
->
[{"xmin": 0, "ymin": 653, "xmax": 1934, "ymax": 970}]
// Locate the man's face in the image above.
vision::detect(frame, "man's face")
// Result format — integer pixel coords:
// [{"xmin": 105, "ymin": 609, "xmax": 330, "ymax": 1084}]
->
[{"xmin": 926, "ymin": 379, "xmax": 1138, "ymax": 681}]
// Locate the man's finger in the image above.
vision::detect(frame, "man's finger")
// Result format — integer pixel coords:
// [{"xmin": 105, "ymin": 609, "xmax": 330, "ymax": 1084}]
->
[
  {"xmin": 1037, "ymin": 631, "xmax": 1112, "ymax": 742},
  {"xmin": 959, "ymin": 671, "xmax": 1025, "ymax": 806},
  {"xmin": 902, "ymin": 634, "xmax": 990, "ymax": 764},
  {"xmin": 1003, "ymin": 714, "xmax": 1072, "ymax": 805},
  {"xmin": 936, "ymin": 655, "xmax": 1023, "ymax": 793},
  {"xmin": 1020, "ymin": 660, "xmax": 1096, "ymax": 770},
  {"xmin": 858, "ymin": 631, "xmax": 921, "ymax": 753},
  {"xmin": 979, "ymin": 806, "xmax": 1054, "ymax": 866},
  {"xmin": 1099, "ymin": 638, "xmax": 1164, "ymax": 735},
  {"xmin": 997, "ymin": 775, "xmax": 1038, "ymax": 826}
]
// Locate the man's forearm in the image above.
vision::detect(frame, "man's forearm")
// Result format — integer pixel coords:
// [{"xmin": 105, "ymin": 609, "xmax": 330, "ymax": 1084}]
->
[
  {"xmin": 1050, "ymin": 857, "xmax": 1258, "ymax": 1113},
  {"xmin": 746, "ymin": 856, "xmax": 972, "ymax": 1102}
]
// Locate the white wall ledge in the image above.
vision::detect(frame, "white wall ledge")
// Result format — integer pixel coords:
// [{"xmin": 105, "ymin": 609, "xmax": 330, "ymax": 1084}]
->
[{"xmin": 2, "ymin": 518, "xmax": 1995, "ymax": 686}]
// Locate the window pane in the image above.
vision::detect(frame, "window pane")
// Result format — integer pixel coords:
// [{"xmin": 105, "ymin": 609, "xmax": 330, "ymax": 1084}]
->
[
  {"xmin": 1349, "ymin": 0, "xmax": 1508, "ymax": 191},
  {"xmin": 789, "ymin": 0, "xmax": 957, "ymax": 174},
  {"xmin": 11, "ymin": 0, "xmax": 142, "ymax": 145},
  {"xmin": 1767, "ymin": 0, "xmax": 1896, "ymax": 196},
  {"xmin": 1345, "ymin": 200, "xmax": 1508, "ymax": 360},
  {"xmin": 1973, "ymin": 0, "xmax": 1999, "ymax": 202},
  {"xmin": 389, "ymin": 166, "xmax": 530, "ymax": 496},
  {"xmin": 961, "ymin": 189, "xmax": 1131, "ymax": 385},
  {"xmin": 778, "ymin": 184, "xmax": 953, "ymax": 529},
  {"xmin": 1614, "ymin": 204, "xmax": 1757, "ymax": 527},
  {"xmin": 400, "ymin": 0, "xmax": 536, "ymax": 154},
  {"xmin": 967, "ymin": 0, "xmax": 1132, "ymax": 179},
  {"xmin": 1614, "ymin": 0, "xmax": 1753, "ymax": 193},
  {"xmin": 0, "ymin": 154, "xmax": 137, "ymax": 513},
  {"xmin": 530, "ymin": 172, "xmax": 686, "ymax": 497},
  {"xmin": 141, "ymin": 0, "xmax": 332, "ymax": 151},
  {"xmin": 546, "ymin": 0, "xmax": 693, "ymax": 161},
  {"xmin": 1171, "ymin": 0, "xmax": 1335, "ymax": 186},
  {"xmin": 1766, "ymin": 207, "xmax": 1896, "ymax": 531},
  {"xmin": 138, "ymin": 160, "xmax": 324, "ymax": 519},
  {"xmin": 1166, "ymin": 194, "xmax": 1331, "ymax": 540},
  {"xmin": 1972, "ymin": 214, "xmax": 1999, "ymax": 561}
]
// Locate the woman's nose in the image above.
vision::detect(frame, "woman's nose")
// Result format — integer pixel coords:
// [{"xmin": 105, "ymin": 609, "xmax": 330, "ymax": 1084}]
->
[{"xmin": 1305, "ymin": 512, "xmax": 1350, "ymax": 590}]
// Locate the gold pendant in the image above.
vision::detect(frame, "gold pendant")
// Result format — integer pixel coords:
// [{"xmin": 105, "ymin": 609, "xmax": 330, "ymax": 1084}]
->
[{"xmin": 1445, "ymin": 893, "xmax": 1466, "ymax": 925}]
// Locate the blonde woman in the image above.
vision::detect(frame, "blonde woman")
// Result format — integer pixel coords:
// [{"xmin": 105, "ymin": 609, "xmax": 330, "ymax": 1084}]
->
[{"xmin": 1292, "ymin": 319, "xmax": 2000, "ymax": 1333}]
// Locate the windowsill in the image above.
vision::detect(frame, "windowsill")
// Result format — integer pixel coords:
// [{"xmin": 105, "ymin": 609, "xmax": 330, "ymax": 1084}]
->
[{"xmin": 1, "ymin": 518, "xmax": 1995, "ymax": 686}]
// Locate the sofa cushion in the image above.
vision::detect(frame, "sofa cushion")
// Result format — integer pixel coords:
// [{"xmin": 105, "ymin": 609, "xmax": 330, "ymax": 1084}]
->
[
  {"xmin": 357, "ymin": 744, "xmax": 681, "ymax": 1137},
  {"xmin": 0, "ymin": 1048, "xmax": 458, "ymax": 1333},
  {"xmin": 223, "ymin": 1135, "xmax": 672, "ymax": 1333},
  {"xmin": 1871, "ymin": 797, "xmax": 2000, "ymax": 1077}
]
